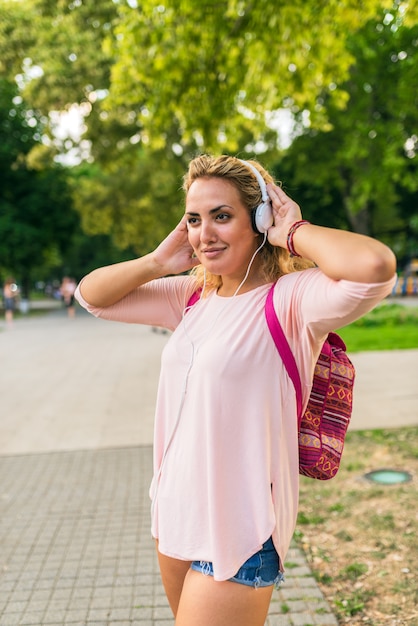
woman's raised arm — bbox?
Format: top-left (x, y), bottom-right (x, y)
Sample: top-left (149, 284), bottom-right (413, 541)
top-left (267, 184), bottom-right (396, 283)
top-left (78, 218), bottom-right (199, 307)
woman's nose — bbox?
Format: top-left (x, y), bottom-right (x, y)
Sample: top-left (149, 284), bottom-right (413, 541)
top-left (200, 220), bottom-right (216, 242)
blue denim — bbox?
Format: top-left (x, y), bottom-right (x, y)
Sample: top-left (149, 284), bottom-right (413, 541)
top-left (190, 537), bottom-right (284, 589)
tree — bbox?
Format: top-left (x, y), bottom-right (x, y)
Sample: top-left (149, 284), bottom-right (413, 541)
top-left (70, 150), bottom-right (188, 255)
top-left (0, 0), bottom-right (117, 108)
top-left (0, 79), bottom-right (78, 296)
top-left (274, 6), bottom-right (418, 259)
top-left (105, 0), bottom-right (414, 153)
top-left (2, 0), bottom-right (417, 257)
top-left (5, 1), bottom-right (414, 161)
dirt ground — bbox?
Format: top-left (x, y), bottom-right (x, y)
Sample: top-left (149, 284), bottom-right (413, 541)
top-left (296, 428), bottom-right (418, 625)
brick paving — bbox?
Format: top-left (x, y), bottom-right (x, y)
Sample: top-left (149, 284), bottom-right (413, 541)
top-left (0, 446), bottom-right (337, 626)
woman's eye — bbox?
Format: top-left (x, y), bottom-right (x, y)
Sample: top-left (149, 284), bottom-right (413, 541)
top-left (216, 213), bottom-right (230, 221)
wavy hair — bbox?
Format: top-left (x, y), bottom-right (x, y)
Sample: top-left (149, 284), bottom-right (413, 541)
top-left (183, 154), bottom-right (313, 291)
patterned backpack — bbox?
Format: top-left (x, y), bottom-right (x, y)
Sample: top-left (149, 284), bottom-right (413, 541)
top-left (264, 284), bottom-right (355, 479)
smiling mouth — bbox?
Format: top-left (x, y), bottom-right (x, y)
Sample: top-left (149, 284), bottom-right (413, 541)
top-left (202, 248), bottom-right (225, 258)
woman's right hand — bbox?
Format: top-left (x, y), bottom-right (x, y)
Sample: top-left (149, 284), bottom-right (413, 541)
top-left (152, 218), bottom-right (200, 276)
top-left (78, 218), bottom-right (200, 308)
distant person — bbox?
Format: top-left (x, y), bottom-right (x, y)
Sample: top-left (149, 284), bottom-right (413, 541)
top-left (60, 277), bottom-right (77, 318)
top-left (3, 278), bottom-right (19, 325)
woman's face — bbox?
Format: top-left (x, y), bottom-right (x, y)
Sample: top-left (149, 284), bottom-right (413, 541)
top-left (185, 177), bottom-right (260, 281)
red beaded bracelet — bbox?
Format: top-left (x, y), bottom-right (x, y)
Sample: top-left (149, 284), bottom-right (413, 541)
top-left (286, 220), bottom-right (311, 257)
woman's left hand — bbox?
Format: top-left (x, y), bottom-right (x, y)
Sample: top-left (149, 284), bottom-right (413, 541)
top-left (266, 183), bottom-right (303, 249)
top-left (265, 183), bottom-right (396, 283)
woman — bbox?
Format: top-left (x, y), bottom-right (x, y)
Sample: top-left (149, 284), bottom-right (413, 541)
top-left (59, 276), bottom-right (77, 318)
top-left (3, 278), bottom-right (19, 324)
top-left (75, 155), bottom-right (396, 626)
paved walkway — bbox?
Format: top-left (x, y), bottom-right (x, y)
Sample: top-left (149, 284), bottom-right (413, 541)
top-left (1, 305), bottom-right (417, 626)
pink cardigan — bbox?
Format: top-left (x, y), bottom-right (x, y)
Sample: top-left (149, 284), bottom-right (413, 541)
top-left (76, 268), bottom-right (395, 580)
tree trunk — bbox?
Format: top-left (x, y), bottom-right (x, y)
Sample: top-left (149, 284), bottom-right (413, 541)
top-left (343, 199), bottom-right (371, 236)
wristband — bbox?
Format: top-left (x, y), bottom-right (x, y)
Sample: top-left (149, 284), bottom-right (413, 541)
top-left (286, 220), bottom-right (310, 257)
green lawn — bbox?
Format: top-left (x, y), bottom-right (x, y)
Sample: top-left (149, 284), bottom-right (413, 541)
top-left (337, 302), bottom-right (418, 352)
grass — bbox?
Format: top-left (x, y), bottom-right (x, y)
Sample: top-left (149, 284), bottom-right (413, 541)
top-left (338, 301), bottom-right (418, 351)
top-left (296, 427), bottom-right (418, 624)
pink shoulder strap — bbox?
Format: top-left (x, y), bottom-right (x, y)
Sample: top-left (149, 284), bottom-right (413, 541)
top-left (264, 284), bottom-right (303, 423)
top-left (186, 291), bottom-right (201, 308)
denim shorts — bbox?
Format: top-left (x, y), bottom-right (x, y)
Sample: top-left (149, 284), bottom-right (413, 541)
top-left (190, 537), bottom-right (284, 588)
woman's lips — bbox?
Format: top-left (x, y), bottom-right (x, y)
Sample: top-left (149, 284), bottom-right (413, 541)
top-left (201, 247), bottom-right (226, 259)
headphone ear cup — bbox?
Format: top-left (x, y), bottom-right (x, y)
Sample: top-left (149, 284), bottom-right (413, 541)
top-left (253, 201), bottom-right (273, 234)
top-left (251, 207), bottom-right (259, 233)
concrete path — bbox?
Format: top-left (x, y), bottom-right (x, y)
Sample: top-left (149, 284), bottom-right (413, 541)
top-left (0, 305), bottom-right (416, 626)
top-left (1, 306), bottom-right (416, 456)
top-left (0, 307), bottom-right (165, 455)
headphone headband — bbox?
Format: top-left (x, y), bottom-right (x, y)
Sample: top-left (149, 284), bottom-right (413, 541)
top-left (238, 159), bottom-right (269, 202)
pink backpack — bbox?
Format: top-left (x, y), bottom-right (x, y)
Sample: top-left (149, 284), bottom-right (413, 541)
top-left (264, 284), bottom-right (355, 479)
top-left (187, 283), bottom-right (355, 480)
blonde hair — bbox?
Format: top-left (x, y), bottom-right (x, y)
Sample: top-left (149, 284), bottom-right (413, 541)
top-left (183, 154), bottom-right (313, 291)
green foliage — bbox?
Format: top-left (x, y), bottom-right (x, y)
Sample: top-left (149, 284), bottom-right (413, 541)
top-left (0, 1), bottom-right (36, 79)
top-left (335, 530), bottom-right (353, 542)
top-left (349, 303), bottom-right (418, 326)
top-left (346, 427), bottom-right (418, 459)
top-left (105, 0), bottom-right (396, 152)
top-left (276, 5), bottom-right (418, 257)
top-left (70, 150), bottom-right (187, 254)
top-left (297, 511), bottom-right (326, 526)
top-left (0, 79), bottom-right (78, 294)
top-left (0, 0), bottom-right (118, 109)
top-left (315, 572), bottom-right (333, 585)
top-left (369, 513), bottom-right (396, 531)
top-left (340, 323), bottom-right (418, 351)
top-left (334, 589), bottom-right (372, 616)
top-left (0, 79), bottom-right (40, 165)
top-left (338, 302), bottom-right (418, 351)
top-left (78, 2), bottom-right (418, 255)
top-left (339, 562), bottom-right (368, 581)
top-left (1, 0), bottom-right (417, 261)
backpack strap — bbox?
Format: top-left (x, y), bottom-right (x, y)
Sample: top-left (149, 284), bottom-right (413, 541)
top-left (186, 290), bottom-right (201, 308)
top-left (264, 283), bottom-right (303, 425)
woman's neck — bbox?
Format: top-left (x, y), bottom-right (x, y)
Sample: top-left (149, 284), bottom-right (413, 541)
top-left (217, 272), bottom-right (266, 297)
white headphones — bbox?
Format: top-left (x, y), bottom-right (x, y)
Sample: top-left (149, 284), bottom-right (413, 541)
top-left (239, 159), bottom-right (274, 234)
